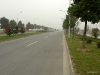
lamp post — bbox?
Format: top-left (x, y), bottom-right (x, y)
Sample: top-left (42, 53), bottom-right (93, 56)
top-left (60, 10), bottom-right (70, 38)
top-left (17, 11), bottom-right (23, 25)
top-left (68, 0), bottom-right (71, 38)
top-left (34, 18), bottom-right (38, 24)
top-left (34, 18), bottom-right (38, 29)
top-left (60, 10), bottom-right (66, 16)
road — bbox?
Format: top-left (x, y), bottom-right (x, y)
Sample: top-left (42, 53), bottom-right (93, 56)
top-left (0, 31), bottom-right (74, 75)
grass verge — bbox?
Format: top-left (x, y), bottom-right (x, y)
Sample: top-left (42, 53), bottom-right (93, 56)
top-left (0, 32), bottom-right (45, 42)
top-left (65, 34), bottom-right (100, 75)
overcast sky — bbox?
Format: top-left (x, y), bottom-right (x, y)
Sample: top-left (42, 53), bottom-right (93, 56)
top-left (0, 0), bottom-right (99, 30)
top-left (0, 0), bottom-right (69, 29)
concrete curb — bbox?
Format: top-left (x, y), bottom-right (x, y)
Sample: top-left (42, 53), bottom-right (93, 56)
top-left (63, 33), bottom-right (75, 75)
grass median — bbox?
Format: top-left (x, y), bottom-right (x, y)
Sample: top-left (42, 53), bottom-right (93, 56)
top-left (65, 34), bottom-right (100, 75)
top-left (0, 32), bottom-right (45, 42)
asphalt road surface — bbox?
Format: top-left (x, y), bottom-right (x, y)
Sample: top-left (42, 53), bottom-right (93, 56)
top-left (0, 31), bottom-right (73, 75)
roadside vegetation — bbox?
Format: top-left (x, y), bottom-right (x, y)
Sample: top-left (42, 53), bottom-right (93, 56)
top-left (0, 17), bottom-right (55, 35)
top-left (0, 31), bottom-right (45, 42)
top-left (65, 33), bottom-right (100, 75)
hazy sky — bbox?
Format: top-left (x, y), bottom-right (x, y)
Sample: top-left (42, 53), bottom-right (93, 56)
top-left (78, 21), bottom-right (100, 30)
top-left (0, 0), bottom-right (69, 29)
top-left (0, 0), bottom-right (99, 30)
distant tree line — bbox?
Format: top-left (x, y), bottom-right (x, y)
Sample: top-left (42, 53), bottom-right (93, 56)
top-left (0, 17), bottom-right (54, 35)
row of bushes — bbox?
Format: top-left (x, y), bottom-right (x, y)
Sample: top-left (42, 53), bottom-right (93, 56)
top-left (80, 38), bottom-right (100, 48)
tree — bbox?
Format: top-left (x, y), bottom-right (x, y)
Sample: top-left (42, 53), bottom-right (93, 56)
top-left (31, 24), bottom-right (34, 29)
top-left (19, 27), bottom-right (25, 34)
top-left (44, 27), bottom-right (48, 32)
top-left (18, 20), bottom-right (24, 28)
top-left (92, 28), bottom-right (99, 39)
top-left (63, 15), bottom-right (70, 29)
top-left (63, 15), bottom-right (77, 38)
top-left (26, 22), bottom-right (31, 29)
top-left (4, 24), bottom-right (12, 35)
top-left (9, 19), bottom-right (17, 28)
top-left (0, 17), bottom-right (9, 28)
top-left (68, 0), bottom-right (100, 48)
top-left (12, 26), bottom-right (19, 35)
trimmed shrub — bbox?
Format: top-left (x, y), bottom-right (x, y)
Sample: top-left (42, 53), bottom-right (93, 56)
top-left (86, 39), bottom-right (92, 44)
top-left (97, 42), bottom-right (100, 48)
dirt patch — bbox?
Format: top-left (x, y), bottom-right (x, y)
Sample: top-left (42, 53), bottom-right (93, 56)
top-left (76, 47), bottom-right (90, 51)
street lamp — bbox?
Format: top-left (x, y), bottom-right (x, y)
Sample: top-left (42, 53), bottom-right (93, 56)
top-left (34, 18), bottom-right (38, 24)
top-left (60, 10), bottom-right (70, 38)
top-left (34, 18), bottom-right (38, 29)
top-left (60, 10), bottom-right (67, 16)
top-left (17, 11), bottom-right (23, 25)
top-left (68, 0), bottom-right (71, 38)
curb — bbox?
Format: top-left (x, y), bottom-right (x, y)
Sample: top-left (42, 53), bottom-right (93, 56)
top-left (63, 33), bottom-right (75, 75)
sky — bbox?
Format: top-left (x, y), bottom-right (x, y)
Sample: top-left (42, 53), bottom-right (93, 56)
top-left (0, 0), bottom-right (99, 30)
top-left (0, 0), bottom-right (69, 29)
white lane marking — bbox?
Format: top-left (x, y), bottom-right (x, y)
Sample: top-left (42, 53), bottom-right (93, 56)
top-left (27, 41), bottom-right (37, 46)
top-left (27, 43), bottom-right (33, 46)
top-left (0, 35), bottom-right (38, 44)
top-left (33, 41), bottom-right (37, 44)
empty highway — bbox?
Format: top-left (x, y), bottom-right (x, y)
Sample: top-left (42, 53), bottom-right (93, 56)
top-left (0, 31), bottom-right (74, 75)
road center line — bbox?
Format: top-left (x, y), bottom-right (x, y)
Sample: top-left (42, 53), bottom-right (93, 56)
top-left (27, 41), bottom-right (37, 46)
top-left (33, 41), bottom-right (37, 43)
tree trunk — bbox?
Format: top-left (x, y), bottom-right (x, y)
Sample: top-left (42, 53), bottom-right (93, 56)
top-left (82, 20), bottom-right (87, 48)
top-left (72, 27), bottom-right (75, 39)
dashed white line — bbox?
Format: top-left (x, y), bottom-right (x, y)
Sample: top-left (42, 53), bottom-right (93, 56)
top-left (33, 41), bottom-right (37, 44)
top-left (27, 41), bottom-right (37, 46)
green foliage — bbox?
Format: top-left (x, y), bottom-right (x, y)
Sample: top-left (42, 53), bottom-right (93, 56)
top-left (44, 27), bottom-right (48, 32)
top-left (26, 22), bottom-right (38, 29)
top-left (6, 30), bottom-right (12, 35)
top-left (18, 20), bottom-right (24, 28)
top-left (0, 17), bottom-right (9, 28)
top-left (26, 22), bottom-right (32, 29)
top-left (68, 0), bottom-right (100, 23)
top-left (68, 0), bottom-right (100, 48)
top-left (63, 15), bottom-right (77, 29)
top-left (63, 15), bottom-right (69, 29)
top-left (97, 42), bottom-right (100, 48)
top-left (12, 26), bottom-right (19, 35)
top-left (92, 28), bottom-right (99, 39)
top-left (86, 39), bottom-right (92, 44)
top-left (0, 32), bottom-right (45, 41)
top-left (65, 34), bottom-right (100, 75)
top-left (73, 0), bottom-right (81, 4)
top-left (19, 27), bottom-right (25, 34)
top-left (9, 19), bottom-right (17, 28)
